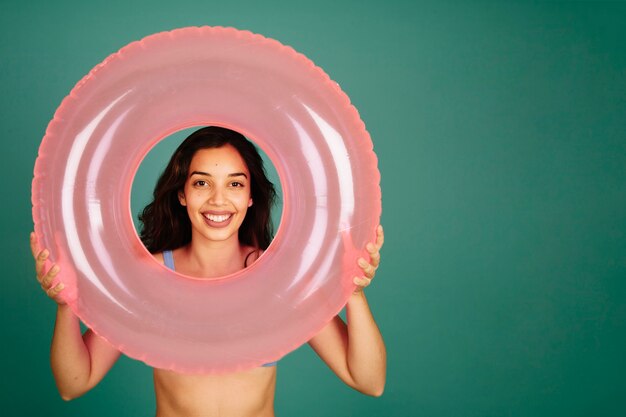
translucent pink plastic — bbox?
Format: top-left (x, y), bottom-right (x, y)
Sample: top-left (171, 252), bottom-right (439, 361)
top-left (32, 26), bottom-right (381, 374)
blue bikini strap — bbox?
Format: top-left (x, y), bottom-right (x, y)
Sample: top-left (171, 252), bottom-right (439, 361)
top-left (163, 250), bottom-right (175, 270)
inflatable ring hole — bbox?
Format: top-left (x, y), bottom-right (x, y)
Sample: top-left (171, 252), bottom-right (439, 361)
top-left (130, 125), bottom-right (284, 281)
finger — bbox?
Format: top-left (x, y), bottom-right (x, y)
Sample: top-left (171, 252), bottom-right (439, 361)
top-left (375, 225), bottom-right (384, 250)
top-left (29, 232), bottom-right (39, 258)
top-left (40, 264), bottom-right (60, 288)
top-left (353, 276), bottom-right (372, 288)
top-left (357, 258), bottom-right (376, 279)
top-left (46, 282), bottom-right (65, 299)
top-left (366, 243), bottom-right (381, 268)
top-left (35, 249), bottom-right (50, 278)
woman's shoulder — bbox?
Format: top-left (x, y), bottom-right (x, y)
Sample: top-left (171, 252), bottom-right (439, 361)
top-left (151, 249), bottom-right (178, 265)
top-left (153, 248), bottom-right (182, 268)
top-left (243, 246), bottom-right (264, 267)
top-left (153, 251), bottom-right (165, 264)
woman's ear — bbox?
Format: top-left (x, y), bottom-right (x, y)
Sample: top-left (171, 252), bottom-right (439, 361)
top-left (248, 198), bottom-right (253, 207)
top-left (178, 191), bottom-right (187, 206)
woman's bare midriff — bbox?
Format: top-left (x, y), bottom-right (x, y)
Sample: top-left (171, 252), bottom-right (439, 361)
top-left (153, 366), bottom-right (277, 417)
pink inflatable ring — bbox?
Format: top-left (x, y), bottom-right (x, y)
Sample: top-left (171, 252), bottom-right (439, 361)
top-left (32, 26), bottom-right (381, 373)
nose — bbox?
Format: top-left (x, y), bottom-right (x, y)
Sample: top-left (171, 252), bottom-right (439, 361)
top-left (208, 185), bottom-right (225, 205)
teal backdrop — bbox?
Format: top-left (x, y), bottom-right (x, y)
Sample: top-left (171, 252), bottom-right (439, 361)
top-left (2, 1), bottom-right (625, 416)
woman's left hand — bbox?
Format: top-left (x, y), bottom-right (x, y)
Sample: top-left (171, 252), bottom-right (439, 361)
top-left (353, 225), bottom-right (384, 293)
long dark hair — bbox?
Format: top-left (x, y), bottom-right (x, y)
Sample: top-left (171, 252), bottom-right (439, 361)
top-left (139, 126), bottom-right (277, 253)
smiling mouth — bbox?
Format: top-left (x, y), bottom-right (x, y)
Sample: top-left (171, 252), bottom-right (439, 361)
top-left (203, 213), bottom-right (233, 223)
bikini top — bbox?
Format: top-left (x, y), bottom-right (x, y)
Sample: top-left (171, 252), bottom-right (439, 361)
top-left (162, 250), bottom-right (278, 368)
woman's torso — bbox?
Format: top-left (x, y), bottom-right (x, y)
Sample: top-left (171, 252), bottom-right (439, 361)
top-left (153, 366), bottom-right (277, 417)
top-left (152, 248), bottom-right (277, 417)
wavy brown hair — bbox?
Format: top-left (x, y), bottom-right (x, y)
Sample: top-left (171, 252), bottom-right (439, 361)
top-left (139, 126), bottom-right (277, 253)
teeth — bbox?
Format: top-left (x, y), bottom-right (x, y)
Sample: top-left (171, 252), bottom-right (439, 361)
top-left (204, 213), bottom-right (231, 223)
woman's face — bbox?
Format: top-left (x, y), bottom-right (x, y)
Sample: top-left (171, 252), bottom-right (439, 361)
top-left (178, 144), bottom-right (252, 245)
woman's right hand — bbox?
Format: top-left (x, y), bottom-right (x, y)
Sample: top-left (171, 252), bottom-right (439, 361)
top-left (30, 232), bottom-right (66, 305)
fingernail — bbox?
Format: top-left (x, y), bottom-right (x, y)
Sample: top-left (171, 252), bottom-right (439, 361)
top-left (51, 265), bottom-right (59, 273)
top-left (42, 250), bottom-right (49, 258)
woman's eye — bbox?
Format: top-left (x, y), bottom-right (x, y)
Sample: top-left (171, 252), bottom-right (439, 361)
top-left (230, 182), bottom-right (244, 187)
top-left (194, 180), bottom-right (207, 187)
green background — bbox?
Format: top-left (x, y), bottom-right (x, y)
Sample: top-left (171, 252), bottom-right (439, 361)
top-left (2, 1), bottom-right (625, 416)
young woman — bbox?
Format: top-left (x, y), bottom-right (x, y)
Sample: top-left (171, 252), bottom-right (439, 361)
top-left (31, 126), bottom-right (386, 417)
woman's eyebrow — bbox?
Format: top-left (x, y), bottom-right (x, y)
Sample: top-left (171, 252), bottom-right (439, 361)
top-left (228, 172), bottom-right (248, 178)
top-left (190, 171), bottom-right (248, 178)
